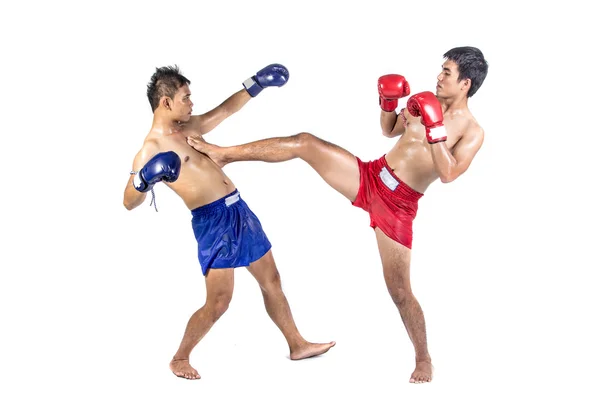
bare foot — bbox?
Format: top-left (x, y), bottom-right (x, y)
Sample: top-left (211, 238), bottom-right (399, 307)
top-left (186, 136), bottom-right (228, 168)
top-left (290, 341), bottom-right (336, 360)
top-left (169, 358), bottom-right (201, 380)
top-left (409, 361), bottom-right (433, 383)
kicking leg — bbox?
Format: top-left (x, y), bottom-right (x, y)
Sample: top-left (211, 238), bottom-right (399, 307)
top-left (187, 132), bottom-right (360, 201)
top-left (170, 268), bottom-right (234, 379)
top-left (374, 227), bottom-right (433, 384)
top-left (247, 249), bottom-right (336, 360)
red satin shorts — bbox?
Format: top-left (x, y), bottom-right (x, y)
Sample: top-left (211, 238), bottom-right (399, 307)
top-left (351, 155), bottom-right (423, 249)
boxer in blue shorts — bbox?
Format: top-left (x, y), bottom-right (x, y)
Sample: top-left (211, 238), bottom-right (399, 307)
top-left (123, 65), bottom-right (335, 380)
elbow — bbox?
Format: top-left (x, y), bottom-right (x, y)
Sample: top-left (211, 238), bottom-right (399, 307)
top-left (439, 171), bottom-right (458, 184)
top-left (381, 129), bottom-right (396, 138)
top-left (220, 103), bottom-right (236, 118)
top-left (123, 199), bottom-right (135, 211)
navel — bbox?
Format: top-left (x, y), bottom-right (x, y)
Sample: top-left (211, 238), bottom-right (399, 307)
top-left (184, 155), bottom-right (190, 162)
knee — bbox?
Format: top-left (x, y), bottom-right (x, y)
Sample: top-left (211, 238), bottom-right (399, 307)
top-left (259, 270), bottom-right (282, 294)
top-left (389, 287), bottom-right (412, 307)
top-left (209, 293), bottom-right (232, 320)
top-left (293, 132), bottom-right (318, 151)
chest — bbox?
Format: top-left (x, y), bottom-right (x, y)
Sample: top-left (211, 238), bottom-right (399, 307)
top-left (158, 132), bottom-right (199, 166)
top-left (404, 112), bottom-right (466, 149)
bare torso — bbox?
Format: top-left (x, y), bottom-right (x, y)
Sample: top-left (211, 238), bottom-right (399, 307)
top-left (144, 124), bottom-right (235, 210)
top-left (386, 108), bottom-right (477, 193)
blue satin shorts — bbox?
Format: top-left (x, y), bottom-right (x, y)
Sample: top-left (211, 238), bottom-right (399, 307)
top-left (191, 189), bottom-right (272, 275)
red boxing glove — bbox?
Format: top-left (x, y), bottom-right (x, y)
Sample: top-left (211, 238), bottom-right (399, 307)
top-left (407, 91), bottom-right (447, 144)
top-left (378, 74), bottom-right (410, 112)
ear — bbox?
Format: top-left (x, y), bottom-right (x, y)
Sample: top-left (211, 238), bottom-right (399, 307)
top-left (462, 78), bottom-right (471, 92)
top-left (161, 96), bottom-right (172, 111)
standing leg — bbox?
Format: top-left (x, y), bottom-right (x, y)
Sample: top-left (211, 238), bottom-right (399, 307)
top-left (374, 227), bottom-right (433, 383)
top-left (170, 268), bottom-right (234, 379)
top-left (187, 132), bottom-right (361, 201)
top-left (247, 249), bottom-right (336, 360)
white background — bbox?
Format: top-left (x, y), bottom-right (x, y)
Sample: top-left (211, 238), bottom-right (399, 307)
top-left (1, 0), bottom-right (598, 399)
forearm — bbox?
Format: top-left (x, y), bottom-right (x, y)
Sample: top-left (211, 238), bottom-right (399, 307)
top-left (220, 89), bottom-right (252, 116)
top-left (430, 143), bottom-right (458, 183)
top-left (380, 111), bottom-right (398, 136)
top-left (123, 176), bottom-right (147, 210)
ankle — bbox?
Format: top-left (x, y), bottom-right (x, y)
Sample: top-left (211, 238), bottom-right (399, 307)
top-left (288, 337), bottom-right (308, 351)
top-left (416, 356), bottom-right (432, 363)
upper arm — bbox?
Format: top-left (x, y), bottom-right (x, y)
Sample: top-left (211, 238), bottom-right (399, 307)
top-left (131, 140), bottom-right (160, 172)
top-left (123, 140), bottom-right (160, 209)
top-left (451, 124), bottom-right (485, 176)
top-left (385, 108), bottom-right (407, 138)
top-left (189, 106), bottom-right (231, 136)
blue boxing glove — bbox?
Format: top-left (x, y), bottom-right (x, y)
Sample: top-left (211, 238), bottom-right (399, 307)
top-left (243, 64), bottom-right (289, 97)
top-left (133, 151), bottom-right (181, 193)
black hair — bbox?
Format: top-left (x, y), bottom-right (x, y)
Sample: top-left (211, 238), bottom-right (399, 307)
top-left (146, 65), bottom-right (191, 112)
top-left (443, 47), bottom-right (488, 97)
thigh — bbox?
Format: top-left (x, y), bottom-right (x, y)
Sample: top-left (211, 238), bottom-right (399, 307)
top-left (374, 227), bottom-right (413, 293)
top-left (204, 268), bottom-right (235, 302)
top-left (297, 133), bottom-right (361, 202)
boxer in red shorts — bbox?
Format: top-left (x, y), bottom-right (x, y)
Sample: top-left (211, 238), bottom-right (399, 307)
top-left (187, 46), bottom-right (488, 383)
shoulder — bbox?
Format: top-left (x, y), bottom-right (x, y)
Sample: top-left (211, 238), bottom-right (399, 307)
top-left (187, 111), bottom-right (223, 135)
top-left (134, 138), bottom-right (161, 166)
top-left (186, 115), bottom-right (204, 132)
top-left (142, 137), bottom-right (160, 154)
top-left (464, 115), bottom-right (484, 143)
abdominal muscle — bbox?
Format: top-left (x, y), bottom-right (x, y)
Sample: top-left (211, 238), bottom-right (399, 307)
top-left (385, 129), bottom-right (440, 194)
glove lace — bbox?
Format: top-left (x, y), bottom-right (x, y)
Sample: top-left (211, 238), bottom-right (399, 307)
top-left (149, 187), bottom-right (158, 212)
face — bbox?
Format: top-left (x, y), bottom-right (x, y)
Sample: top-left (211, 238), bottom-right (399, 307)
top-left (166, 84), bottom-right (194, 122)
top-left (436, 60), bottom-right (469, 99)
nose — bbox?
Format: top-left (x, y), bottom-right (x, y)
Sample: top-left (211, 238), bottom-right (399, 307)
top-left (437, 72), bottom-right (443, 82)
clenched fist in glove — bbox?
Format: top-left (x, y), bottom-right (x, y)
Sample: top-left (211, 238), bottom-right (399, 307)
top-left (407, 91), bottom-right (447, 144)
top-left (378, 74), bottom-right (410, 112)
top-left (133, 151), bottom-right (182, 193)
top-left (243, 64), bottom-right (289, 97)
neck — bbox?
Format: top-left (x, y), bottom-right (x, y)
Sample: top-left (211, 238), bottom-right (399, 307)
top-left (437, 95), bottom-right (469, 115)
top-left (151, 112), bottom-right (183, 136)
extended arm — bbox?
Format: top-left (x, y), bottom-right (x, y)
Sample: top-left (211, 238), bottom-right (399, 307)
top-left (189, 63), bottom-right (289, 136)
top-left (190, 89), bottom-right (252, 135)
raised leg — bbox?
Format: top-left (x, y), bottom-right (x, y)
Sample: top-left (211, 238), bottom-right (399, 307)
top-left (187, 132), bottom-right (360, 201)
